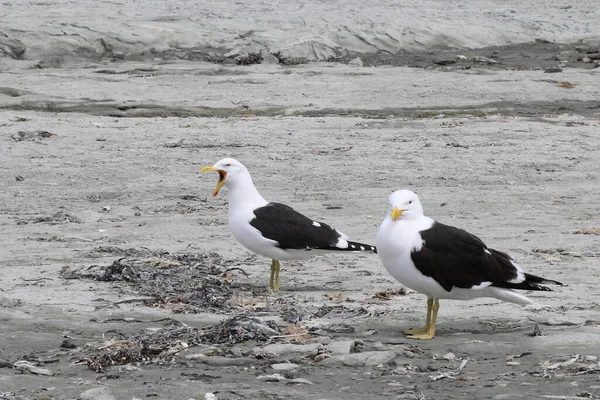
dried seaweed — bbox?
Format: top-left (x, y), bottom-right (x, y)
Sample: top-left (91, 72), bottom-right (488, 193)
top-left (84, 321), bottom-right (202, 372)
top-left (201, 315), bottom-right (280, 345)
top-left (62, 250), bottom-right (243, 313)
top-left (237, 51), bottom-right (263, 65)
top-left (311, 304), bottom-right (369, 319)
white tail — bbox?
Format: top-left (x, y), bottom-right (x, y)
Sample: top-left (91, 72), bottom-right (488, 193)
top-left (487, 287), bottom-right (533, 305)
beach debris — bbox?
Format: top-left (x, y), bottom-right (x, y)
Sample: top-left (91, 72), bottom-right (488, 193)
top-left (322, 350), bottom-right (396, 367)
top-left (11, 130), bottom-right (56, 141)
top-left (287, 378), bottom-right (314, 385)
top-left (257, 373), bottom-right (286, 382)
top-left (202, 315), bottom-right (280, 345)
top-left (79, 387), bottom-right (117, 400)
top-left (372, 288), bottom-right (408, 300)
top-left (254, 343), bottom-right (321, 360)
top-left (556, 81), bottom-right (575, 88)
top-left (271, 363), bottom-right (299, 372)
top-left (311, 304), bottom-right (369, 319)
top-left (573, 227), bottom-right (600, 235)
top-left (81, 320), bottom-right (202, 372)
top-left (473, 55), bottom-right (498, 64)
top-left (279, 303), bottom-right (303, 324)
top-left (13, 360), bottom-right (54, 376)
top-left (31, 212), bottom-right (82, 225)
top-left (429, 358), bottom-right (469, 381)
top-left (535, 354), bottom-right (600, 378)
top-left (237, 51), bottom-right (263, 66)
top-left (62, 250), bottom-right (243, 313)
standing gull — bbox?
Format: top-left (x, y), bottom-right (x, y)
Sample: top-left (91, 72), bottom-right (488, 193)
top-left (376, 189), bottom-right (562, 339)
top-left (200, 158), bottom-right (377, 290)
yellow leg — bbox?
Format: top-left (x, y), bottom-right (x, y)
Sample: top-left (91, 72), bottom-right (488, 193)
top-left (407, 299), bottom-right (439, 340)
top-left (404, 298), bottom-right (433, 334)
top-left (269, 259), bottom-right (281, 291)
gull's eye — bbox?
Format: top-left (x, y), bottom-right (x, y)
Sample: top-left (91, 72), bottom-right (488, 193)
top-left (225, 163), bottom-right (231, 167)
top-left (408, 200), bottom-right (412, 204)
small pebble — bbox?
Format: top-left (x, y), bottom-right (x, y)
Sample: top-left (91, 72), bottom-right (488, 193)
top-left (442, 352), bottom-right (456, 361)
top-left (288, 378), bottom-right (314, 385)
top-left (60, 339), bottom-right (77, 349)
top-left (506, 361), bottom-right (520, 366)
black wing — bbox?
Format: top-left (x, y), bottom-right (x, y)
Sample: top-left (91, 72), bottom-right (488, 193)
top-left (410, 222), bottom-right (522, 292)
top-left (250, 202), bottom-right (343, 250)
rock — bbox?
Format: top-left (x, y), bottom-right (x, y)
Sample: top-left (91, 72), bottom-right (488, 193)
top-left (427, 362), bottom-right (439, 371)
top-left (473, 55), bottom-right (498, 64)
top-left (229, 347), bottom-right (243, 358)
top-left (253, 343), bottom-right (321, 360)
top-left (584, 356), bottom-right (598, 363)
top-left (201, 356), bottom-right (253, 367)
top-left (582, 57), bottom-right (592, 63)
top-left (61, 339), bottom-right (77, 349)
top-left (13, 361), bottom-right (54, 376)
top-left (37, 56), bottom-right (65, 68)
top-left (221, 58), bottom-right (237, 65)
top-left (456, 55), bottom-right (467, 60)
top-left (323, 351), bottom-right (396, 367)
top-left (185, 353), bottom-right (206, 360)
top-left (575, 45), bottom-right (590, 52)
top-left (257, 373), bottom-right (286, 382)
top-left (0, 359), bottom-right (13, 368)
top-left (434, 58), bottom-right (456, 65)
top-left (544, 67), bottom-right (563, 73)
top-left (205, 394), bottom-right (217, 400)
top-left (262, 52), bottom-right (280, 65)
top-left (348, 57), bottom-right (364, 67)
top-left (326, 340), bottom-right (354, 355)
top-left (271, 363), bottom-right (299, 372)
top-left (395, 394), bottom-right (419, 400)
top-left (79, 387), bottom-right (117, 400)
top-left (288, 378), bottom-right (314, 385)
top-left (0, 35), bottom-right (26, 59)
top-left (442, 352), bottom-right (456, 361)
top-left (506, 361), bottom-right (520, 366)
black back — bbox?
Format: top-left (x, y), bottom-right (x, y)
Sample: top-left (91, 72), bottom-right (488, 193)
top-left (250, 202), bottom-right (342, 250)
top-left (410, 222), bottom-right (523, 292)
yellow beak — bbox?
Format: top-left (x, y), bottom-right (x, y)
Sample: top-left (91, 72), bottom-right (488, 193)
top-left (200, 166), bottom-right (227, 197)
top-left (391, 207), bottom-right (404, 221)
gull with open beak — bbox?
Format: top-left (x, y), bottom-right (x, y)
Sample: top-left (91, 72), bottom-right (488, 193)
top-left (200, 157), bottom-right (377, 290)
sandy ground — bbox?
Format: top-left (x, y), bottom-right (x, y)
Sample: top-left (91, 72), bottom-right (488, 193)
top-left (2, 2), bottom-right (600, 400)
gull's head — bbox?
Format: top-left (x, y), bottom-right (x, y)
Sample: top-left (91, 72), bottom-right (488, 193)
top-left (200, 158), bottom-right (248, 197)
top-left (388, 189), bottom-right (424, 221)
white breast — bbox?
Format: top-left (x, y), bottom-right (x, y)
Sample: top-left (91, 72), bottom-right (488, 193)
top-left (376, 216), bottom-right (447, 297)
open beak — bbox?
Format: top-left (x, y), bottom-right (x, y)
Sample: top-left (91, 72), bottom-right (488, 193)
top-left (200, 166), bottom-right (227, 197)
top-left (391, 207), bottom-right (404, 221)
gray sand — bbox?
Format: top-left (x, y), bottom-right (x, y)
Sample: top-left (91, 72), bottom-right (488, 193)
top-left (1, 1), bottom-right (600, 399)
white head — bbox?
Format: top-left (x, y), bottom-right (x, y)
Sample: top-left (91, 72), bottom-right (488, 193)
top-left (200, 158), bottom-right (250, 197)
top-left (387, 189), bottom-right (425, 221)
